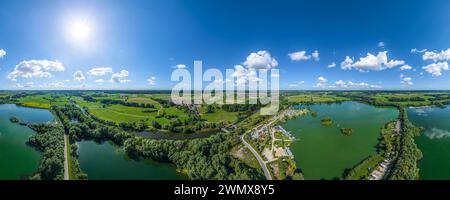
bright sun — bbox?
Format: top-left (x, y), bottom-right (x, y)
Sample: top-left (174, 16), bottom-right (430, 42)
top-left (67, 19), bottom-right (92, 41)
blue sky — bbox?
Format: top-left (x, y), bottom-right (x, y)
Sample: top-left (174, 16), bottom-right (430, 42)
top-left (0, 0), bottom-right (450, 90)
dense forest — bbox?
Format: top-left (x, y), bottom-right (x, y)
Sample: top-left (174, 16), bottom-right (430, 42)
top-left (54, 104), bottom-right (263, 180)
top-left (386, 107), bottom-right (423, 180)
top-left (27, 123), bottom-right (65, 180)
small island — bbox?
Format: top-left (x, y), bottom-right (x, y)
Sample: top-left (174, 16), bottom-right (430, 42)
top-left (340, 128), bottom-right (353, 136)
top-left (9, 116), bottom-right (19, 123)
top-left (321, 117), bottom-right (333, 126)
top-left (311, 111), bottom-right (318, 118)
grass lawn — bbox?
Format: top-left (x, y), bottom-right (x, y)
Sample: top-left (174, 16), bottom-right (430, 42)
top-left (74, 97), bottom-right (190, 127)
top-left (346, 154), bottom-right (385, 180)
top-left (15, 95), bottom-right (52, 109)
top-left (127, 97), bottom-right (160, 107)
top-left (199, 106), bottom-right (239, 124)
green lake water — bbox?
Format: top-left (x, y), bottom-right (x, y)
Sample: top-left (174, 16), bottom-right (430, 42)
top-left (282, 102), bottom-right (398, 180)
top-left (77, 141), bottom-right (187, 180)
top-left (0, 104), bottom-right (54, 179)
top-left (408, 106), bottom-right (450, 180)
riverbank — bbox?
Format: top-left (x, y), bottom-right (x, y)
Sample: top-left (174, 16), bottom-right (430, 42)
top-left (0, 104), bottom-right (45, 179)
top-left (407, 106), bottom-right (450, 179)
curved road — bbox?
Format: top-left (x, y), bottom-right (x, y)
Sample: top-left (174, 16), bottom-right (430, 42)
top-left (239, 114), bottom-right (283, 180)
top-left (240, 134), bottom-right (273, 180)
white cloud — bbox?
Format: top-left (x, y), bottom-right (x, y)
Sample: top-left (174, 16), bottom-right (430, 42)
top-left (378, 42), bottom-right (385, 48)
top-left (244, 50), bottom-right (278, 69)
top-left (335, 80), bottom-right (347, 88)
top-left (340, 51), bottom-right (404, 71)
top-left (174, 64), bottom-right (187, 69)
top-left (332, 80), bottom-right (379, 89)
top-left (15, 82), bottom-right (34, 88)
top-left (400, 65), bottom-right (413, 71)
top-left (288, 50), bottom-right (319, 61)
top-left (315, 76), bottom-right (328, 88)
top-left (422, 62), bottom-right (449, 76)
top-left (289, 51), bottom-right (310, 61)
top-left (87, 67), bottom-right (113, 76)
top-left (94, 79), bottom-right (105, 83)
top-left (348, 81), bottom-right (369, 87)
top-left (232, 65), bottom-right (247, 77)
top-left (7, 60), bottom-right (65, 81)
top-left (318, 76), bottom-right (327, 83)
top-left (422, 49), bottom-right (450, 62)
top-left (230, 51), bottom-right (278, 86)
top-left (0, 49), bottom-right (6, 58)
top-left (73, 71), bottom-right (85, 81)
top-left (327, 62), bottom-right (336, 68)
top-left (231, 64), bottom-right (265, 86)
top-left (147, 76), bottom-right (156, 85)
top-left (400, 74), bottom-right (413, 85)
top-left (312, 50), bottom-right (320, 61)
top-left (288, 81), bottom-right (305, 88)
top-left (42, 82), bottom-right (65, 88)
top-left (271, 71), bottom-right (280, 78)
top-left (411, 48), bottom-right (427, 54)
top-left (340, 56), bottom-right (354, 70)
top-left (110, 70), bottom-right (131, 83)
top-left (384, 59), bottom-right (405, 68)
top-left (246, 69), bottom-right (261, 83)
top-left (232, 65), bottom-right (249, 86)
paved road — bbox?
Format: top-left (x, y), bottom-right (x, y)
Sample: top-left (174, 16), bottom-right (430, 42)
top-left (240, 134), bottom-right (273, 180)
top-left (239, 113), bottom-right (284, 180)
top-left (63, 134), bottom-right (69, 180)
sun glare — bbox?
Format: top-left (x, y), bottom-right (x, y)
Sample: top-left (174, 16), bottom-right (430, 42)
top-left (67, 19), bottom-right (92, 42)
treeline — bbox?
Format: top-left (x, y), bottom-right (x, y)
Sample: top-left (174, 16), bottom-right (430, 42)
top-left (222, 103), bottom-right (261, 112)
top-left (343, 93), bottom-right (450, 108)
top-left (81, 95), bottom-right (156, 109)
top-left (388, 97), bottom-right (426, 102)
top-left (124, 131), bottom-right (263, 180)
top-left (428, 94), bottom-right (450, 101)
top-left (100, 99), bottom-right (155, 108)
top-left (386, 107), bottom-right (423, 180)
top-left (26, 123), bottom-right (65, 180)
top-left (151, 97), bottom-right (175, 107)
top-left (340, 94), bottom-right (400, 108)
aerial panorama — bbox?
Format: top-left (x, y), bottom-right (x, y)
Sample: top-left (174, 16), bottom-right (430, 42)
top-left (1, 0), bottom-right (450, 181)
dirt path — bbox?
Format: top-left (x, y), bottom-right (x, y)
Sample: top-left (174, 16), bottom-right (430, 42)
top-left (63, 134), bottom-right (69, 180)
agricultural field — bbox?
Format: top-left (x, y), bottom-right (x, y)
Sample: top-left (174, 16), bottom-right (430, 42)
top-left (127, 97), bottom-right (161, 107)
top-left (287, 93), bottom-right (350, 104)
top-left (73, 94), bottom-right (190, 128)
top-left (369, 92), bottom-right (450, 106)
top-left (0, 93), bottom-right (11, 98)
top-left (198, 105), bottom-right (239, 124)
top-left (15, 94), bottom-right (52, 109)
